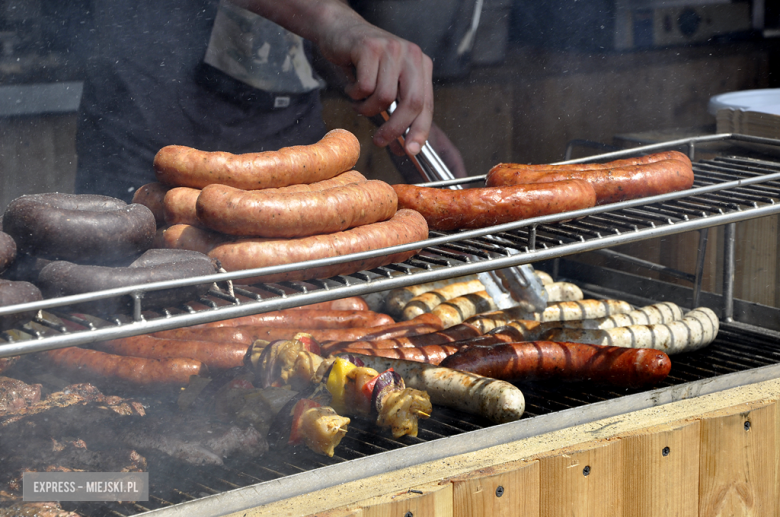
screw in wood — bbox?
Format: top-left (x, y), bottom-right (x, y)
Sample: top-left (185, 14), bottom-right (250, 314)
top-left (662, 446), bottom-right (670, 456)
top-left (405, 512), bottom-right (413, 517)
top-left (495, 486), bottom-right (504, 497)
top-left (744, 421), bottom-right (751, 431)
top-left (582, 466), bottom-right (591, 476)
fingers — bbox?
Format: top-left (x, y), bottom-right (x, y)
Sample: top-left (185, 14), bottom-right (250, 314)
top-left (345, 34), bottom-right (433, 155)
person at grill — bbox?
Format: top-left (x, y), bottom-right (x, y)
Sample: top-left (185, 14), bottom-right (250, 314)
top-left (70, 0), bottom-right (465, 201)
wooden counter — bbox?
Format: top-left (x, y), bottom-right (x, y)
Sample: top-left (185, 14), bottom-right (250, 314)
top-left (231, 376), bottom-right (780, 517)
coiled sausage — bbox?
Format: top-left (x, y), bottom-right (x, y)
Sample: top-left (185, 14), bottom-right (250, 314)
top-left (153, 128), bottom-right (360, 189)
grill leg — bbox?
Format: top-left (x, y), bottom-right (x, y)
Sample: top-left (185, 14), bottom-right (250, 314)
top-left (722, 223), bottom-right (736, 322)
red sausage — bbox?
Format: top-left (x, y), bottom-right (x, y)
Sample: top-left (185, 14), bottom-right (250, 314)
top-left (488, 150), bottom-right (691, 173)
top-left (46, 347), bottom-right (205, 387)
top-left (154, 128), bottom-right (361, 189)
top-left (162, 224), bottom-right (235, 255)
top-left (321, 323), bottom-right (481, 353)
top-left (208, 209), bottom-right (428, 284)
top-left (291, 297), bottom-right (369, 312)
top-left (152, 313), bottom-right (443, 345)
top-left (196, 180), bottom-right (398, 238)
top-left (193, 309), bottom-right (394, 329)
top-left (439, 341), bottom-right (671, 388)
top-left (393, 180), bottom-right (597, 231)
top-left (486, 159), bottom-right (694, 205)
top-left (95, 335), bottom-right (249, 370)
top-left (163, 186), bottom-right (202, 226)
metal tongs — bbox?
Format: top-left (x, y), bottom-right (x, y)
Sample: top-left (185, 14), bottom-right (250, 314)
top-left (379, 103), bottom-right (548, 312)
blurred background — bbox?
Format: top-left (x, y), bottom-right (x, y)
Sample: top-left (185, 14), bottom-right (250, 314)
top-left (0, 0), bottom-right (777, 306)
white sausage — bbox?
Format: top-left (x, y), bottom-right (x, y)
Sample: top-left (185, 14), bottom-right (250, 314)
top-left (401, 279), bottom-right (486, 321)
top-left (559, 302), bottom-right (684, 329)
top-left (544, 282), bottom-right (584, 303)
top-left (542, 307), bottom-right (719, 354)
top-left (341, 354), bottom-right (525, 424)
top-left (431, 290), bottom-right (497, 328)
top-left (383, 275), bottom-right (480, 319)
top-left (535, 270), bottom-right (554, 285)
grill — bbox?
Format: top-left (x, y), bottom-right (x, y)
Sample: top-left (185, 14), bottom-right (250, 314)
top-left (3, 133), bottom-right (780, 516)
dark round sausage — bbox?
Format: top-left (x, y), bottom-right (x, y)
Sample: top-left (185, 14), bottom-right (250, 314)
top-left (0, 231), bottom-right (16, 274)
top-left (0, 279), bottom-right (43, 330)
top-left (439, 341), bottom-right (671, 388)
top-left (2, 193), bottom-right (156, 264)
top-left (393, 180), bottom-right (597, 231)
top-left (37, 249), bottom-right (217, 314)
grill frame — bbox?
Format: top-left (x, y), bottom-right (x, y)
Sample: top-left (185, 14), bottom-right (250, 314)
top-left (2, 132), bottom-right (780, 358)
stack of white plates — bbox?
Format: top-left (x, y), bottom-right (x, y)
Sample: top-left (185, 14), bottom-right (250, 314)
top-left (709, 89), bottom-right (780, 138)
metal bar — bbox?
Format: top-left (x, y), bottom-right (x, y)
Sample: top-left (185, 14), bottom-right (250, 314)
top-left (692, 228), bottom-right (709, 308)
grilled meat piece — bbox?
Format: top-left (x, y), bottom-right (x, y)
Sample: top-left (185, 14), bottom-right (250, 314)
top-left (0, 377), bottom-right (41, 413)
top-left (121, 414), bottom-right (268, 466)
top-left (0, 501), bottom-right (83, 517)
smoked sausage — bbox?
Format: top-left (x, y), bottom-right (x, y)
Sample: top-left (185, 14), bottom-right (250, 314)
top-left (486, 159), bottom-right (694, 205)
top-left (162, 224), bottom-right (234, 255)
top-left (439, 341), bottom-right (671, 388)
top-left (193, 309), bottom-right (394, 329)
top-left (393, 179), bottom-right (597, 231)
top-left (321, 322), bottom-right (481, 354)
top-left (196, 180), bottom-right (398, 238)
top-left (153, 128), bottom-right (361, 189)
top-left (208, 209), bottom-right (428, 284)
top-left (95, 335), bottom-right (249, 370)
top-left (132, 182), bottom-right (170, 227)
top-left (488, 150), bottom-right (691, 173)
top-left (46, 347), bottom-right (205, 387)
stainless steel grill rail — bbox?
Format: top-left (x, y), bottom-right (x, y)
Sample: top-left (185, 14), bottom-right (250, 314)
top-left (1, 133), bottom-right (779, 359)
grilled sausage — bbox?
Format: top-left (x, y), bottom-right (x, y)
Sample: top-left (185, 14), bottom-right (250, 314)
top-left (401, 279), bottom-right (485, 320)
top-left (383, 275), bottom-right (480, 319)
top-left (535, 270), bottom-right (553, 285)
top-left (340, 354), bottom-right (526, 423)
top-left (162, 224), bottom-right (234, 254)
top-left (431, 291), bottom-right (497, 328)
top-left (208, 209), bottom-right (428, 284)
top-left (154, 313), bottom-right (444, 346)
top-left (0, 231), bottom-right (17, 274)
top-left (542, 307), bottom-right (719, 355)
top-left (153, 128), bottom-right (361, 189)
top-left (37, 249), bottom-right (217, 314)
top-left (3, 193), bottom-right (156, 264)
top-left (337, 345), bottom-right (462, 365)
top-left (294, 297), bottom-right (369, 312)
top-left (46, 347), bottom-right (205, 387)
top-left (514, 299), bottom-right (634, 322)
top-left (489, 150), bottom-right (691, 173)
top-left (321, 323), bottom-right (481, 353)
top-left (544, 282), bottom-right (584, 303)
top-left (95, 335), bottom-right (249, 370)
top-left (196, 180), bottom-right (398, 238)
top-left (486, 159), bottom-right (694, 205)
top-left (558, 302), bottom-right (683, 330)
top-left (393, 179), bottom-right (597, 231)
top-left (132, 182), bottom-right (170, 227)
top-left (439, 341), bottom-right (671, 388)
top-left (193, 309), bottom-right (394, 329)
top-left (163, 187), bottom-right (202, 227)
top-left (0, 279), bottom-right (42, 330)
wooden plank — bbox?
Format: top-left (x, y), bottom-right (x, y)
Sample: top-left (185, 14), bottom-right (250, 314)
top-left (305, 508), bottom-right (363, 517)
top-left (620, 420), bottom-right (700, 517)
top-left (698, 400), bottom-right (777, 517)
top-left (356, 481), bottom-right (452, 517)
top-left (537, 439), bottom-right (623, 517)
top-left (229, 380), bottom-right (780, 517)
top-left (448, 460), bottom-right (539, 517)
